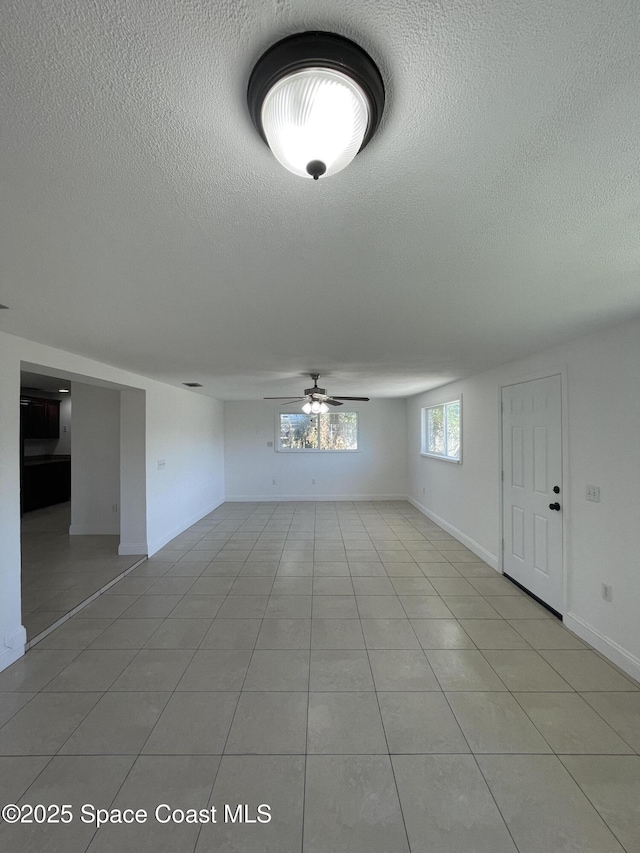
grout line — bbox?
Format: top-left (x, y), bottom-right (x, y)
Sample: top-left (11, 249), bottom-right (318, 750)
top-left (208, 503), bottom-right (292, 762)
top-left (555, 756), bottom-right (638, 848)
top-left (300, 508), bottom-right (315, 853)
top-left (572, 693), bottom-right (639, 755)
top-left (471, 752), bottom-right (524, 851)
top-left (8, 749), bottom-right (637, 758)
top-left (139, 508), bottom-right (279, 853)
top-left (9, 501), bottom-right (637, 853)
top-left (26, 555), bottom-right (148, 650)
top-left (352, 538), bottom-right (413, 853)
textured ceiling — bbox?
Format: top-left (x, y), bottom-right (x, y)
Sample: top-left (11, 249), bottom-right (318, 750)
top-left (1, 0), bottom-right (639, 400)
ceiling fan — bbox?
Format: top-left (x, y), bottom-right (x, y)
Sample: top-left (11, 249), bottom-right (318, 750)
top-left (264, 374), bottom-right (370, 410)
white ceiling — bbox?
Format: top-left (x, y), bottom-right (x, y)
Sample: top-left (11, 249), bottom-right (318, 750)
top-left (2, 0), bottom-right (639, 401)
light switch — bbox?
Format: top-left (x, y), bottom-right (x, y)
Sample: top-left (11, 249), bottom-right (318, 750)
top-left (586, 485), bottom-right (600, 502)
top-left (158, 459), bottom-right (166, 470)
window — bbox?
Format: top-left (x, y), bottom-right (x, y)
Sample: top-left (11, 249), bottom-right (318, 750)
top-left (279, 411), bottom-right (358, 451)
top-left (421, 398), bottom-right (461, 462)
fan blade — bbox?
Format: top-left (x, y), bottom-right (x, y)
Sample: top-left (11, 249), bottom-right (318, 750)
top-left (280, 399), bottom-right (306, 406)
top-left (264, 397), bottom-right (305, 400)
top-left (324, 398), bottom-right (343, 406)
top-left (331, 396), bottom-right (370, 401)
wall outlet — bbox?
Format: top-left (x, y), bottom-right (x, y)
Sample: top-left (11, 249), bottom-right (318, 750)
top-left (157, 459), bottom-right (166, 470)
top-left (311, 479), bottom-right (316, 485)
top-left (267, 441), bottom-right (273, 448)
top-left (63, 425), bottom-right (68, 433)
top-left (602, 583), bottom-right (613, 602)
top-left (586, 485), bottom-right (600, 502)
top-left (272, 479), bottom-right (277, 485)
top-left (112, 504), bottom-right (118, 513)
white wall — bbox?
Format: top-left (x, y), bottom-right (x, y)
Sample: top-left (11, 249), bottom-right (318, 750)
top-left (120, 388), bottom-right (147, 555)
top-left (406, 317), bottom-right (640, 679)
top-left (0, 330), bottom-right (225, 671)
top-left (70, 382), bottom-right (121, 535)
top-left (0, 344), bottom-right (24, 670)
top-left (224, 399), bottom-right (407, 501)
top-left (145, 384), bottom-right (225, 554)
top-left (57, 396), bottom-right (72, 455)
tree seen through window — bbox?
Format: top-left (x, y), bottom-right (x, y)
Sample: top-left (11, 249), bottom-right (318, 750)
top-left (280, 412), bottom-right (358, 450)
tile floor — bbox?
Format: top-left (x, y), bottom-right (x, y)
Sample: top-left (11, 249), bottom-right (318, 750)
top-left (1, 500), bottom-right (639, 852)
top-left (21, 503), bottom-right (145, 641)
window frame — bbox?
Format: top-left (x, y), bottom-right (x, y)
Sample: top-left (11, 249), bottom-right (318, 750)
top-left (276, 409), bottom-right (360, 453)
top-left (420, 396), bottom-right (462, 463)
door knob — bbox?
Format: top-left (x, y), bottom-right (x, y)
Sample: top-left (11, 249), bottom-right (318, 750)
top-left (549, 502), bottom-right (561, 511)
top-left (553, 486), bottom-right (560, 494)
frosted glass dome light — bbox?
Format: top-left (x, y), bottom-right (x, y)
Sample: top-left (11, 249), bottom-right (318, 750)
top-left (248, 32), bottom-right (385, 181)
top-left (261, 69), bottom-right (369, 179)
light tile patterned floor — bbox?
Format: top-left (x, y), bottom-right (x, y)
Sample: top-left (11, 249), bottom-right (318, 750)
top-left (21, 503), bottom-right (145, 641)
top-left (1, 501), bottom-right (639, 852)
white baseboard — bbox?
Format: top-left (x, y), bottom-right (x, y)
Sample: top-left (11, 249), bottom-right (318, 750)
top-left (147, 497), bottom-right (225, 556)
top-left (118, 542), bottom-right (148, 556)
top-left (1, 626), bottom-right (27, 673)
top-left (407, 496), bottom-right (499, 570)
top-left (405, 499), bottom-right (639, 684)
top-left (564, 612), bottom-right (640, 684)
top-left (224, 494), bottom-right (408, 502)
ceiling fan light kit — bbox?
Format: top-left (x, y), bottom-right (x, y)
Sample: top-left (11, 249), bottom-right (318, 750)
top-left (265, 374), bottom-right (370, 411)
top-left (302, 400), bottom-right (329, 414)
top-left (247, 32), bottom-right (385, 180)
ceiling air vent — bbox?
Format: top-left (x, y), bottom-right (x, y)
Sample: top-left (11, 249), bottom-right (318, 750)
top-left (182, 382), bottom-right (203, 388)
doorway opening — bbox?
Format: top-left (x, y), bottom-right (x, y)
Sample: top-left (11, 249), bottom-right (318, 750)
top-left (19, 367), bottom-right (147, 644)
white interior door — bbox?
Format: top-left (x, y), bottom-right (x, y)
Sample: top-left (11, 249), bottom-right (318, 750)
top-left (502, 375), bottom-right (563, 614)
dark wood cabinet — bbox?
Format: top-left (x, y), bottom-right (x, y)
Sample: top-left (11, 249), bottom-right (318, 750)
top-left (29, 399), bottom-right (47, 436)
top-left (20, 395), bottom-right (67, 513)
top-left (46, 400), bottom-right (60, 438)
top-left (22, 459), bottom-right (71, 512)
top-left (21, 397), bottom-right (60, 439)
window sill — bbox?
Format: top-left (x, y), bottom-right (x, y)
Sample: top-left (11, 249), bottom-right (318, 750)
top-left (420, 452), bottom-right (461, 463)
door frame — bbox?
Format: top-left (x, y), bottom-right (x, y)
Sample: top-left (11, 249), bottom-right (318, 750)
top-left (498, 365), bottom-right (570, 616)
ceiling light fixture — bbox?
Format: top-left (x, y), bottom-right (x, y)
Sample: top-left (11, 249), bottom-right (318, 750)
top-left (58, 389), bottom-right (70, 393)
top-left (248, 32), bottom-right (385, 180)
top-left (301, 399), bottom-right (330, 414)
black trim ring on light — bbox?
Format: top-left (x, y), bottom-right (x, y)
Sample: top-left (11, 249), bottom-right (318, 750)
top-left (247, 31), bottom-right (385, 154)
